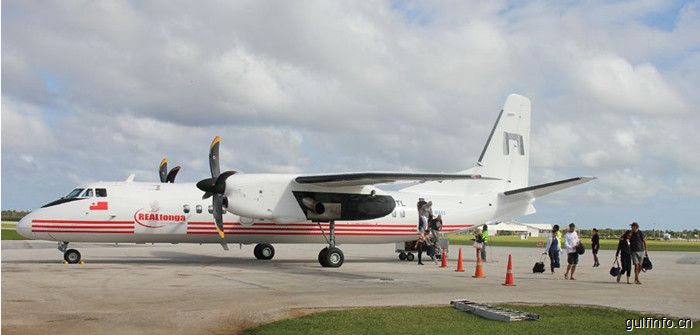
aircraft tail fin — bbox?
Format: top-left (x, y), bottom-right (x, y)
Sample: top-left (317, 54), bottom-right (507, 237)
top-left (467, 94), bottom-right (531, 189)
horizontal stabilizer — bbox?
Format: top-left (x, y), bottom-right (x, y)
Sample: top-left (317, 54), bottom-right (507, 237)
top-left (502, 177), bottom-right (596, 198)
top-left (295, 172), bottom-right (498, 187)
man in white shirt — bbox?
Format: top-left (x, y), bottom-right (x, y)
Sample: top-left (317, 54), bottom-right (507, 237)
top-left (563, 223), bottom-right (580, 280)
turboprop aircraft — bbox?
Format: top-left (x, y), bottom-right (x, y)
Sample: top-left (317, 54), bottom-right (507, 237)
top-left (17, 94), bottom-right (594, 267)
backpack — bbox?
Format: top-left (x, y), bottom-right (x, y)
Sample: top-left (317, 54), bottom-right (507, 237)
top-left (642, 256), bottom-right (653, 272)
top-left (576, 243), bottom-right (585, 255)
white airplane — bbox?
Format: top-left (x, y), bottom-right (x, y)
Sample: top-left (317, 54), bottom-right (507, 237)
top-left (17, 94), bottom-right (594, 267)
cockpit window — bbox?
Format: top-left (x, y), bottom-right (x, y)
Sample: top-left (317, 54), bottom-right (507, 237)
top-left (96, 188), bottom-right (107, 197)
top-left (65, 188), bottom-right (84, 198)
top-left (82, 189), bottom-right (94, 197)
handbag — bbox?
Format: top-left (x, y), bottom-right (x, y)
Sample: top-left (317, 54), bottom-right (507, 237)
top-left (642, 255), bottom-right (653, 272)
top-left (609, 259), bottom-right (621, 277)
top-left (576, 243), bottom-right (585, 255)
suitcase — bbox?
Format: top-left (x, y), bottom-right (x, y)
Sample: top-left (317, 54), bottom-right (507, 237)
top-left (533, 254), bottom-right (546, 273)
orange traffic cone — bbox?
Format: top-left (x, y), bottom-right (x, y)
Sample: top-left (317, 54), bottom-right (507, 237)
top-left (503, 254), bottom-right (516, 286)
top-left (455, 248), bottom-right (464, 272)
top-left (473, 255), bottom-right (485, 278)
top-left (440, 249), bottom-right (448, 268)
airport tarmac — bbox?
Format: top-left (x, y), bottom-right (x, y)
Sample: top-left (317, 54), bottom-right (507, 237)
top-left (2, 241), bottom-right (699, 334)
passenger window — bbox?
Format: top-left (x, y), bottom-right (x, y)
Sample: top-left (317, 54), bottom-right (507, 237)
top-left (208, 205), bottom-right (213, 214)
top-left (196, 205), bottom-right (202, 214)
top-left (96, 188), bottom-right (107, 197)
top-left (83, 189), bottom-right (94, 197)
top-left (183, 205), bottom-right (190, 214)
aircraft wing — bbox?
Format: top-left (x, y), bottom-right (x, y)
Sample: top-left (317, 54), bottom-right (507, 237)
top-left (501, 177), bottom-right (596, 199)
top-left (295, 172), bottom-right (498, 187)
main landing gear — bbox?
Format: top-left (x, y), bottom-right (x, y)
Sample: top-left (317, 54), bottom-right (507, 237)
top-left (59, 242), bottom-right (82, 264)
top-left (253, 243), bottom-right (275, 260)
top-left (317, 220), bottom-right (344, 268)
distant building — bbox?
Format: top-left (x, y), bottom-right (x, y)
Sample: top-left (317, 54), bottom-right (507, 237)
top-left (487, 221), bottom-right (553, 238)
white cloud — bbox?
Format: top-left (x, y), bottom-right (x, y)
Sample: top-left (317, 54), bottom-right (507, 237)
top-left (1, 0), bottom-right (699, 219)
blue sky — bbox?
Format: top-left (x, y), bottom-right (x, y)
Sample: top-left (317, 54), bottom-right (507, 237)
top-left (2, 0), bottom-right (699, 230)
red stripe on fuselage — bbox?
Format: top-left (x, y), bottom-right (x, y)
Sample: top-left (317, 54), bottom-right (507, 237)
top-left (32, 219), bottom-right (135, 224)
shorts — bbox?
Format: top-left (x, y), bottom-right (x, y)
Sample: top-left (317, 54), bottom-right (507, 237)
top-left (631, 251), bottom-right (644, 265)
top-left (473, 242), bottom-right (483, 249)
top-left (567, 252), bottom-right (579, 265)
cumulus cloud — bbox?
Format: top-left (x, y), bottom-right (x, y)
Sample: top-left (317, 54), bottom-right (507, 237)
top-left (2, 1), bottom-right (699, 228)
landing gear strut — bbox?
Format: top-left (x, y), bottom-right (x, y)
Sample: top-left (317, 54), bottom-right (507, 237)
top-left (58, 242), bottom-right (81, 264)
top-left (254, 243), bottom-right (275, 260)
top-left (317, 220), bottom-right (344, 268)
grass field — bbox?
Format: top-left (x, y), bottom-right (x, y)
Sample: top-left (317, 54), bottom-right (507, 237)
top-left (245, 305), bottom-right (696, 335)
top-left (1, 221), bottom-right (25, 240)
top-left (449, 235), bottom-right (700, 252)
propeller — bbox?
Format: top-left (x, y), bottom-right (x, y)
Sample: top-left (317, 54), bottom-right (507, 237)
top-left (196, 136), bottom-right (236, 238)
top-left (159, 158), bottom-right (168, 183)
top-left (166, 166), bottom-right (181, 183)
top-left (159, 158), bottom-right (182, 183)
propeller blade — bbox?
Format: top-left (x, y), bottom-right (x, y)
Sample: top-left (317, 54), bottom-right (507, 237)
top-left (166, 166), bottom-right (181, 183)
top-left (213, 194), bottom-right (225, 238)
top-left (209, 136), bottom-right (221, 179)
top-left (159, 158), bottom-right (168, 183)
top-left (202, 192), bottom-right (213, 200)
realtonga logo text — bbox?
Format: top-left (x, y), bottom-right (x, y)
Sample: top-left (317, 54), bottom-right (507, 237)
top-left (134, 204), bottom-right (186, 228)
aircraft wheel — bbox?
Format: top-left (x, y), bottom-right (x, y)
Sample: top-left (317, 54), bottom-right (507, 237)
top-left (318, 247), bottom-right (329, 267)
top-left (64, 249), bottom-right (81, 264)
top-left (321, 247), bottom-right (344, 268)
top-left (254, 243), bottom-right (275, 260)
top-left (406, 253), bottom-right (415, 261)
top-left (398, 252), bottom-right (407, 261)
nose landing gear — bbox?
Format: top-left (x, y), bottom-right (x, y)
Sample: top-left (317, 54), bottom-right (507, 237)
top-left (58, 242), bottom-right (82, 264)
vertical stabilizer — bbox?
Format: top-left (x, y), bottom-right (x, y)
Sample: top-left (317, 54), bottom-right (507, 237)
top-left (471, 94), bottom-right (531, 189)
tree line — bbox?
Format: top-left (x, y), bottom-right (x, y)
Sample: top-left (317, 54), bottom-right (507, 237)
top-left (1, 210), bottom-right (31, 222)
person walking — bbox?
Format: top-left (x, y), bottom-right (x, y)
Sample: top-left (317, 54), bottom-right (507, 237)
top-left (415, 233), bottom-right (428, 265)
top-left (629, 222), bottom-right (648, 284)
top-left (473, 228), bottom-right (484, 260)
top-left (563, 223), bottom-right (580, 280)
top-left (416, 198), bottom-right (427, 234)
top-left (481, 225), bottom-right (489, 262)
top-left (544, 226), bottom-right (561, 274)
top-left (615, 230), bottom-right (632, 284)
top-left (591, 228), bottom-right (600, 267)
top-left (555, 224), bottom-right (563, 250)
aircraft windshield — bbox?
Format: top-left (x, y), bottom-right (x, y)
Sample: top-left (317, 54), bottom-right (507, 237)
top-left (65, 188), bottom-right (85, 198)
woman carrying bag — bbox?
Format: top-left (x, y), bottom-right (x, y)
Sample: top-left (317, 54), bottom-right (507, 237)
top-left (615, 230), bottom-right (632, 284)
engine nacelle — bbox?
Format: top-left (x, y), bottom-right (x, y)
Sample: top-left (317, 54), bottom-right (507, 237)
top-left (224, 174), bottom-right (307, 222)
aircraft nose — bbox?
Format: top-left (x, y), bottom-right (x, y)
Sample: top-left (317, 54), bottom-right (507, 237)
top-left (16, 214), bottom-right (34, 239)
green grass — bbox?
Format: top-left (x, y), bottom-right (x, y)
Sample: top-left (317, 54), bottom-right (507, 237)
top-left (1, 220), bottom-right (26, 240)
top-left (449, 235), bottom-right (700, 252)
top-left (245, 305), bottom-right (697, 335)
